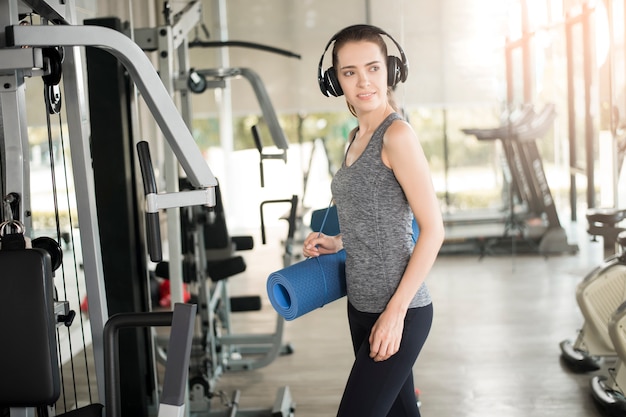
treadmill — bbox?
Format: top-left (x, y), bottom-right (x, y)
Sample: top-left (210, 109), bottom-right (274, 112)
top-left (443, 104), bottom-right (579, 256)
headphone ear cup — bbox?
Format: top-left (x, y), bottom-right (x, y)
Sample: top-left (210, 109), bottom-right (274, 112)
top-left (318, 72), bottom-right (330, 96)
top-left (387, 55), bottom-right (403, 87)
top-left (324, 67), bottom-right (343, 97)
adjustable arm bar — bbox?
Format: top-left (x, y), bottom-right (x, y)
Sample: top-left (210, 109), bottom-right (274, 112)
top-left (137, 141), bottom-right (215, 262)
top-left (194, 67), bottom-right (289, 151)
top-left (5, 24), bottom-right (217, 189)
top-left (251, 124), bottom-right (286, 188)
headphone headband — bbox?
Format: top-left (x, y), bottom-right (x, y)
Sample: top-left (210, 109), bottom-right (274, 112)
top-left (317, 24), bottom-right (409, 97)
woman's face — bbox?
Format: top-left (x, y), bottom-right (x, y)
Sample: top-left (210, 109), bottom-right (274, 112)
top-left (335, 40), bottom-right (388, 114)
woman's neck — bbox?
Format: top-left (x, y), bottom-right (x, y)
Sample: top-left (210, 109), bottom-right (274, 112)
top-left (356, 103), bottom-right (393, 134)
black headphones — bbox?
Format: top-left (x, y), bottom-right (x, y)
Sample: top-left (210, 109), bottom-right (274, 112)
top-left (317, 24), bottom-right (409, 97)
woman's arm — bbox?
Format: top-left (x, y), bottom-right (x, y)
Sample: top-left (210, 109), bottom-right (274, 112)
top-left (384, 119), bottom-right (444, 310)
top-left (368, 120), bottom-right (445, 362)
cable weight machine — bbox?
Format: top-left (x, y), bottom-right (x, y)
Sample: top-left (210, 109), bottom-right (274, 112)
top-left (1, 1), bottom-right (297, 415)
top-left (1, 1), bottom-right (217, 415)
top-left (125, 3), bottom-right (297, 415)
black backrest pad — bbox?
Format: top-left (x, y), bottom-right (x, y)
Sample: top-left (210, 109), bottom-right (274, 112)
top-left (0, 249), bottom-right (59, 406)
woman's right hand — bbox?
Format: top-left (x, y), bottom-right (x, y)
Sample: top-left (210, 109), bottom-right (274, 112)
top-left (302, 232), bottom-right (342, 258)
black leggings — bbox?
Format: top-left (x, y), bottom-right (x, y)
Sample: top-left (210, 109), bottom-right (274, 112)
top-left (336, 302), bottom-right (433, 417)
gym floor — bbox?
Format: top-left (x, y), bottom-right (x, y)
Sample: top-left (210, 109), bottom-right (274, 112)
top-left (214, 218), bottom-right (612, 417)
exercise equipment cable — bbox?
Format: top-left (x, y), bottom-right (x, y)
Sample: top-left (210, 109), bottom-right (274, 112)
top-left (189, 22), bottom-right (301, 59)
top-left (41, 46), bottom-right (94, 409)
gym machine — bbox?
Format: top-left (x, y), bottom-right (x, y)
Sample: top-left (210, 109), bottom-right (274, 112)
top-left (587, 209), bottom-right (626, 259)
top-left (452, 103), bottom-right (578, 256)
top-left (559, 232), bottom-right (626, 373)
top-left (0, 269), bottom-right (197, 417)
top-left (138, 146), bottom-right (295, 417)
top-left (132, 5), bottom-right (296, 416)
top-left (1, 0), bottom-right (218, 415)
top-left (590, 298), bottom-right (626, 416)
top-left (2, 1), bottom-right (296, 415)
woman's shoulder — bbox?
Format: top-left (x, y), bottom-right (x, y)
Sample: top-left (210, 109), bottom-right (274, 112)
top-left (380, 114), bottom-right (421, 168)
top-left (384, 115), bottom-right (417, 144)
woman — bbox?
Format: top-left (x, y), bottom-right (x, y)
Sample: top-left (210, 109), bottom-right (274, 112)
top-left (304, 24), bottom-right (445, 417)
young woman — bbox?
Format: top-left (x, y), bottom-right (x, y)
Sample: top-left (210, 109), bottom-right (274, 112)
top-left (304, 24), bottom-right (445, 417)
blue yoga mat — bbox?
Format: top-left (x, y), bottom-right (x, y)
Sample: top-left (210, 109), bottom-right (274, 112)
top-left (266, 250), bottom-right (346, 321)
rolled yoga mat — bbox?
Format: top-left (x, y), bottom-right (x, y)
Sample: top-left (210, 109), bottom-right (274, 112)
top-left (266, 249), bottom-right (346, 321)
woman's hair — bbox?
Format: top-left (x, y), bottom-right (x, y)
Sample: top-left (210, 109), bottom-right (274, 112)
top-left (331, 25), bottom-right (389, 69)
top-left (331, 25), bottom-right (399, 116)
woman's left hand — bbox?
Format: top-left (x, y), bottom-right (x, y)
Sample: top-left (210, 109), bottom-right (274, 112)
top-left (368, 308), bottom-right (405, 362)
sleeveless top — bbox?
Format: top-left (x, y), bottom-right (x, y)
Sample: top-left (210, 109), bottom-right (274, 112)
top-left (331, 112), bottom-right (431, 313)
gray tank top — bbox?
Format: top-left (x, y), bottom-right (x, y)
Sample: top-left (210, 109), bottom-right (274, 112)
top-left (331, 113), bottom-right (431, 313)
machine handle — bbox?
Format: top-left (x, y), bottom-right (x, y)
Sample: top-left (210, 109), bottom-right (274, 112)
top-left (251, 125), bottom-right (265, 187)
top-left (259, 197), bottom-right (297, 245)
top-left (136, 141), bottom-right (163, 262)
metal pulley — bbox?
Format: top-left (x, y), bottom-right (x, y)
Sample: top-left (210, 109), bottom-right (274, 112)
top-left (42, 47), bottom-right (63, 114)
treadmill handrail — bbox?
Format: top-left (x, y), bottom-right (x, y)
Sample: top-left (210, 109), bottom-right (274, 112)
top-left (515, 103), bottom-right (557, 141)
top-left (462, 105), bottom-right (535, 140)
